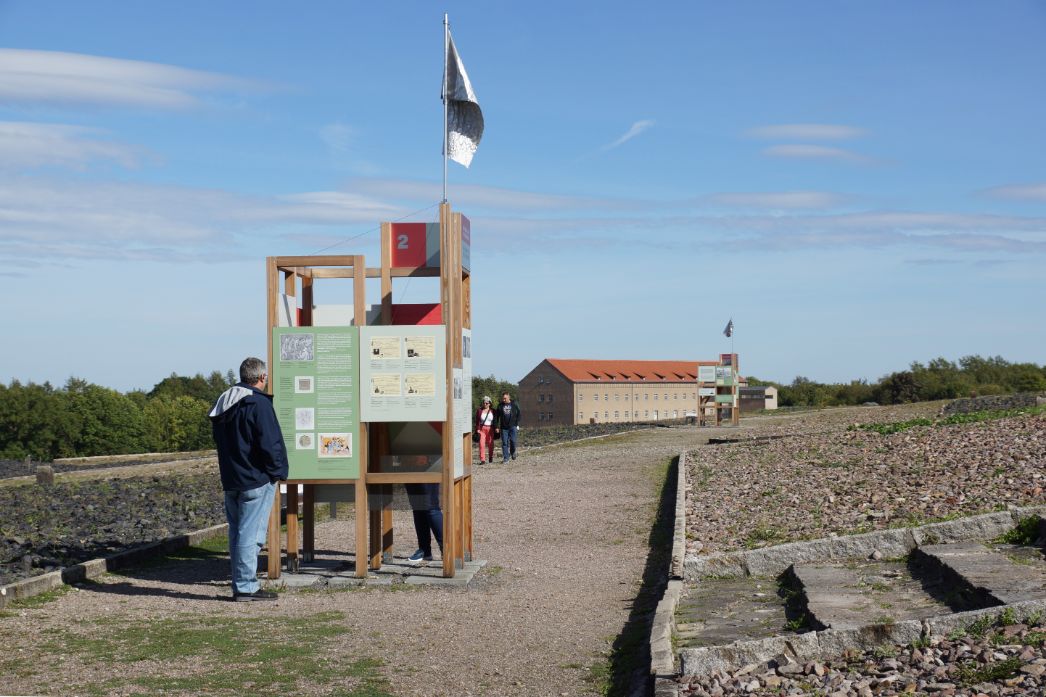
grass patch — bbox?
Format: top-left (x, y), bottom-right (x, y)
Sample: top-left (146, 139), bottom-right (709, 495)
top-left (850, 404), bottom-right (1046, 435)
top-left (956, 656), bottom-right (1022, 687)
top-left (993, 516), bottom-right (1041, 546)
top-left (29, 610), bottom-right (391, 696)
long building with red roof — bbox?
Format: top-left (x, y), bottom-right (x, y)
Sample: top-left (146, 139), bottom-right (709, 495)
top-left (518, 358), bottom-right (722, 427)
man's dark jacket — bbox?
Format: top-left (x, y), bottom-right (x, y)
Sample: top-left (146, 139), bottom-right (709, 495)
top-left (209, 383), bottom-right (289, 492)
top-left (496, 400), bottom-right (521, 430)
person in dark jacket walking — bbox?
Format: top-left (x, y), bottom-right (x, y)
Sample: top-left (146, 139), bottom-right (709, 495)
top-left (209, 357), bottom-right (289, 601)
top-left (496, 391), bottom-right (521, 463)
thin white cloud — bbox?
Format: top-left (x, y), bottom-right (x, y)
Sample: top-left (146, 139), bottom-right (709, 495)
top-left (706, 191), bottom-right (847, 210)
top-left (344, 177), bottom-right (616, 212)
top-left (319, 122), bottom-right (356, 153)
top-left (0, 48), bottom-right (262, 109)
top-left (763, 144), bottom-right (872, 164)
top-left (0, 121), bottom-right (143, 169)
top-left (599, 120), bottom-right (655, 152)
top-left (747, 124), bottom-right (866, 140)
top-left (0, 178), bottom-right (405, 263)
top-left (980, 183), bottom-right (1046, 202)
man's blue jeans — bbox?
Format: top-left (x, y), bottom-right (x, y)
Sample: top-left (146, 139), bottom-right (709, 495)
top-left (224, 481), bottom-right (276, 595)
top-left (501, 426), bottom-right (518, 462)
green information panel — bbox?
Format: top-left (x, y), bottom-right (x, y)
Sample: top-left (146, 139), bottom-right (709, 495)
top-left (272, 326), bottom-right (361, 480)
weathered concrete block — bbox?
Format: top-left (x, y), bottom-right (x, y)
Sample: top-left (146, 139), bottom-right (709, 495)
top-left (35, 465), bottom-right (54, 486)
top-left (744, 529), bottom-right (916, 577)
top-left (911, 511), bottom-right (1015, 546)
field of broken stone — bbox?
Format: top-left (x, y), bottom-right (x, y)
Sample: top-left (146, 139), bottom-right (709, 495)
top-left (685, 402), bottom-right (1046, 554)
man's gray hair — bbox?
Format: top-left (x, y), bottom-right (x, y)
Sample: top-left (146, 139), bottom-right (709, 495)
top-left (240, 357), bottom-right (267, 384)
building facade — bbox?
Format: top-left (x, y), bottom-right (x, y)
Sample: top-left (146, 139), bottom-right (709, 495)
top-left (519, 359), bottom-right (720, 427)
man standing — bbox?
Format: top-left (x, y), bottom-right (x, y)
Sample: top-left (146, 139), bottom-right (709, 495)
top-left (209, 357), bottom-right (289, 601)
top-left (496, 391), bottom-right (521, 464)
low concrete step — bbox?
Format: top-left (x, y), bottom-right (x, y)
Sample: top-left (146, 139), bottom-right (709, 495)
top-left (914, 542), bottom-right (1046, 606)
top-left (793, 560), bottom-right (953, 631)
top-left (674, 576), bottom-right (795, 648)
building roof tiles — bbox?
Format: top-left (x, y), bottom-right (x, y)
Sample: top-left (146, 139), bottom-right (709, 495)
top-left (545, 358), bottom-right (717, 384)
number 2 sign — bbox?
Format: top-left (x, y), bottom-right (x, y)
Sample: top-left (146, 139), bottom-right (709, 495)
top-left (390, 223), bottom-right (440, 268)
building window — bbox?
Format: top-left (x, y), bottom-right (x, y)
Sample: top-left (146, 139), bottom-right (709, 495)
top-left (604, 393), bottom-right (608, 401)
top-left (674, 393), bottom-right (678, 400)
top-left (614, 411), bottom-right (619, 418)
top-left (578, 411), bottom-right (584, 419)
top-left (549, 412), bottom-right (554, 420)
top-left (538, 394), bottom-right (544, 403)
top-left (593, 394), bottom-right (599, 401)
top-left (645, 394), bottom-right (649, 400)
top-left (625, 411), bottom-right (629, 417)
top-left (673, 410), bottom-right (678, 418)
top-left (548, 394), bottom-right (554, 402)
top-left (538, 412), bottom-right (544, 421)
top-left (653, 394), bottom-right (658, 400)
top-left (578, 394), bottom-right (583, 401)
top-left (664, 394), bottom-right (668, 400)
top-left (604, 411), bottom-right (609, 418)
top-left (645, 410), bottom-right (649, 417)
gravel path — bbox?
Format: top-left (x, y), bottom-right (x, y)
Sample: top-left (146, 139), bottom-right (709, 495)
top-left (1, 426), bottom-right (716, 697)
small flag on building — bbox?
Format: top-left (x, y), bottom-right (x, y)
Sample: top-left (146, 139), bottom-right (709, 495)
top-left (723, 318), bottom-right (734, 338)
top-left (444, 31), bottom-right (484, 168)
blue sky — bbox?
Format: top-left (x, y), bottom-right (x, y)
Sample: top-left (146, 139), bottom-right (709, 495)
top-left (1, 1), bottom-right (1044, 391)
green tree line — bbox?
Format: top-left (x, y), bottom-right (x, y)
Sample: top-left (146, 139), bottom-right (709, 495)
top-left (748, 355), bottom-right (1046, 408)
top-left (0, 371), bottom-right (234, 461)
top-left (1, 369), bottom-right (521, 461)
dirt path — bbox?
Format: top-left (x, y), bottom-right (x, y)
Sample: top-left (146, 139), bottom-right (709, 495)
top-left (2, 426), bottom-right (729, 697)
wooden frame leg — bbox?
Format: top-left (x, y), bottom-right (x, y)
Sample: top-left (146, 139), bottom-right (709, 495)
top-left (286, 485), bottom-right (299, 573)
top-left (266, 484), bottom-right (282, 580)
top-left (303, 485), bottom-right (315, 563)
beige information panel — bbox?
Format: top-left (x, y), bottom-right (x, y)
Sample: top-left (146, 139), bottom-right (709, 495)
top-left (359, 325), bottom-right (447, 422)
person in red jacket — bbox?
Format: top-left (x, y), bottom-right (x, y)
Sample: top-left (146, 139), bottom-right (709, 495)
top-left (474, 396), bottom-right (496, 464)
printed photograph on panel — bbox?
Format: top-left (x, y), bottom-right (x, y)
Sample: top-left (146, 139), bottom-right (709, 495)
top-left (318, 433), bottom-right (352, 458)
top-left (369, 336), bottom-right (401, 359)
top-left (280, 333), bottom-right (315, 361)
top-left (370, 373), bottom-right (402, 396)
top-left (295, 407), bottom-right (315, 430)
top-left (296, 433), bottom-right (314, 450)
top-left (404, 373), bottom-right (435, 396)
top-left (294, 376), bottom-right (314, 393)
top-left (453, 374), bottom-right (463, 400)
top-left (404, 335), bottom-right (435, 359)
top-left (462, 333), bottom-right (471, 358)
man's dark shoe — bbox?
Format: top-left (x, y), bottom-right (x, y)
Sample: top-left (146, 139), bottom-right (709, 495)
top-left (234, 588), bottom-right (278, 602)
top-left (511, 453), bottom-right (517, 460)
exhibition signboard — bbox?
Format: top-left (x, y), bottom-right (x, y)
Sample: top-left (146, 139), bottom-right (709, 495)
top-left (272, 326), bottom-right (361, 480)
top-left (359, 325), bottom-right (447, 422)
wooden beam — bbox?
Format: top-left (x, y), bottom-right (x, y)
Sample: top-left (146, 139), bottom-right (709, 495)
top-left (302, 485), bottom-right (315, 561)
top-left (364, 472), bottom-right (443, 485)
top-left (286, 484), bottom-right (299, 572)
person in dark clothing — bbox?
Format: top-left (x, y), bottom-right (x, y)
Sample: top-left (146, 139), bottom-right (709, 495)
top-left (209, 357), bottom-right (289, 601)
top-left (496, 391), bottom-right (521, 463)
top-left (404, 483), bottom-right (443, 563)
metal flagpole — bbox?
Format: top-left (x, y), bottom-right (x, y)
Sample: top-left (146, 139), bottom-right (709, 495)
top-left (442, 14), bottom-right (449, 203)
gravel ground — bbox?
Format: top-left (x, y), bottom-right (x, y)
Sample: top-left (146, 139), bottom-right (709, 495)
top-left (685, 403), bottom-right (1046, 554)
top-left (679, 619), bottom-right (1046, 696)
top-left (0, 426), bottom-right (714, 697)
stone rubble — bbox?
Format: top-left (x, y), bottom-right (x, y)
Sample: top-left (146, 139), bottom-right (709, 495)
top-left (678, 621), bottom-right (1046, 696)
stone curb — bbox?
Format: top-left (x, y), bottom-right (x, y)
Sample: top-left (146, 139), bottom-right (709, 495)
top-left (0, 523), bottom-right (228, 608)
top-left (684, 505), bottom-right (1046, 581)
top-left (648, 451), bottom-right (689, 692)
top-left (679, 599), bottom-right (1046, 677)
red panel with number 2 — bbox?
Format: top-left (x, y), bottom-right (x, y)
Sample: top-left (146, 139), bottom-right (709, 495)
top-left (390, 223), bottom-right (427, 268)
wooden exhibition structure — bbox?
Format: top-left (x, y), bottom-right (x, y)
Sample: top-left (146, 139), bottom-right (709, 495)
top-left (697, 353), bottom-right (740, 427)
top-left (264, 203), bottom-right (473, 578)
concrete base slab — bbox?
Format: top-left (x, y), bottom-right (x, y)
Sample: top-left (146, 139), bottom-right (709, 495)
top-left (269, 554), bottom-right (487, 589)
top-left (917, 542), bottom-right (1046, 605)
top-left (794, 560), bottom-right (952, 630)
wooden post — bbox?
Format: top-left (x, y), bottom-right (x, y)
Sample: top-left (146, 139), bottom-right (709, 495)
top-left (286, 484), bottom-right (299, 572)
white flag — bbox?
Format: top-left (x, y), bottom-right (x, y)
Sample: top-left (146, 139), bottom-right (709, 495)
top-left (723, 318), bottom-right (734, 338)
top-left (444, 32), bottom-right (484, 168)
